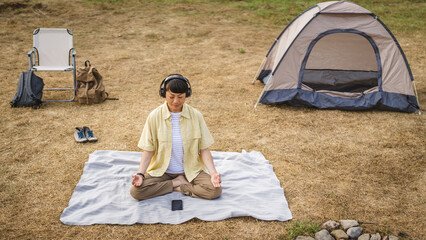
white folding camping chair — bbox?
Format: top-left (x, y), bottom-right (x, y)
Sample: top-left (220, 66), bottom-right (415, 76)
top-left (28, 28), bottom-right (76, 102)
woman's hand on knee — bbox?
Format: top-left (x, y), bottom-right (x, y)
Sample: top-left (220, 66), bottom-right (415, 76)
top-left (210, 173), bottom-right (221, 188)
top-left (132, 174), bottom-right (143, 186)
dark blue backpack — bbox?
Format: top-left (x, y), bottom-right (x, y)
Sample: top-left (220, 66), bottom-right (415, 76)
top-left (10, 71), bottom-right (44, 108)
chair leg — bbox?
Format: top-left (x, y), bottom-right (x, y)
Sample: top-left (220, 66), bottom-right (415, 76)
top-left (70, 67), bottom-right (76, 102)
top-left (41, 69), bottom-right (77, 103)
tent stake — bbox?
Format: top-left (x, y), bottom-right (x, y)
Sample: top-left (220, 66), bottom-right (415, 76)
top-left (252, 57), bottom-right (267, 84)
top-left (412, 80), bottom-right (421, 115)
top-left (254, 84), bottom-right (267, 108)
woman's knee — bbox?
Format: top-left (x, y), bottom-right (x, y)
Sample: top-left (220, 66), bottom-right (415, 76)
top-left (199, 184), bottom-right (222, 200)
top-left (208, 186), bottom-right (222, 199)
top-left (130, 185), bottom-right (145, 201)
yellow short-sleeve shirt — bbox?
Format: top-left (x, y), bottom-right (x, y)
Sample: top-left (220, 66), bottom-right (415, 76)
top-left (138, 102), bottom-right (214, 182)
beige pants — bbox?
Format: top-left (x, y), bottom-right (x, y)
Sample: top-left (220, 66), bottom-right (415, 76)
top-left (130, 171), bottom-right (222, 201)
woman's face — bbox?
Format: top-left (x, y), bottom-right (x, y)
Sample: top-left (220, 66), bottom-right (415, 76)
top-left (165, 90), bottom-right (186, 113)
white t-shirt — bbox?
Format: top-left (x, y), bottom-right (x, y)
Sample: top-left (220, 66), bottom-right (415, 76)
top-left (166, 112), bottom-right (184, 174)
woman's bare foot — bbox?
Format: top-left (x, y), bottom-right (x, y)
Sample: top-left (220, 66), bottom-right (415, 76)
top-left (172, 175), bottom-right (190, 191)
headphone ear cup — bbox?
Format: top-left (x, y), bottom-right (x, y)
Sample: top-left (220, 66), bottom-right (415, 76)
top-left (186, 88), bottom-right (191, 97)
top-left (159, 88), bottom-right (165, 98)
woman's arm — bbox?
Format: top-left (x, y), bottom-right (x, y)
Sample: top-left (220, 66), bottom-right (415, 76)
top-left (200, 148), bottom-right (221, 188)
top-left (132, 150), bottom-right (154, 186)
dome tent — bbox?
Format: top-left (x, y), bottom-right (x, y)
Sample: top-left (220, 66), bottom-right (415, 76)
top-left (253, 1), bottom-right (419, 113)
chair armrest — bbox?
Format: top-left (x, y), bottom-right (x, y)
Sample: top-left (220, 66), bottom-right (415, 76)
top-left (71, 50), bottom-right (76, 67)
top-left (28, 50), bottom-right (35, 70)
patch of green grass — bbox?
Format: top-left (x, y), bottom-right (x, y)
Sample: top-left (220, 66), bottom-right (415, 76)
top-left (154, 0), bottom-right (425, 34)
top-left (237, 48), bottom-right (246, 54)
top-left (82, 0), bottom-right (132, 10)
top-left (145, 33), bottom-right (160, 41)
top-left (376, 224), bottom-right (392, 237)
top-left (84, 0), bottom-right (126, 3)
top-left (235, 0), bottom-right (425, 34)
top-left (286, 220), bottom-right (321, 240)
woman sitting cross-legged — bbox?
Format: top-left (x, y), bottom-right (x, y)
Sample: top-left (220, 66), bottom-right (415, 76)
top-left (130, 74), bottom-right (222, 200)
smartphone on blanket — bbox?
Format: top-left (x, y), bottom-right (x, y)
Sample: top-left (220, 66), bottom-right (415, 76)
top-left (172, 200), bottom-right (183, 211)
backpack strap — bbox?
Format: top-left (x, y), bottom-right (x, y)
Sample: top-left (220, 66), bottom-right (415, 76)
top-left (10, 72), bottom-right (26, 107)
top-left (25, 71), bottom-right (42, 108)
top-left (85, 81), bottom-right (90, 104)
top-left (25, 71), bottom-right (36, 98)
top-left (105, 92), bottom-right (119, 100)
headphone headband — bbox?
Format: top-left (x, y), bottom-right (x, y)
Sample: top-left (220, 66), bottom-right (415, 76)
top-left (159, 74), bottom-right (192, 98)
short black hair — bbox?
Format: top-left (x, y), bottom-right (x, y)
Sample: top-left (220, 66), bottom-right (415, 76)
top-left (165, 78), bottom-right (189, 94)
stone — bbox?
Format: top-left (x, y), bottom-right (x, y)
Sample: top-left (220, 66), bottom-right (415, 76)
top-left (295, 236), bottom-right (315, 240)
top-left (331, 229), bottom-right (348, 240)
top-left (347, 227), bottom-right (363, 239)
top-left (358, 233), bottom-right (370, 240)
top-left (322, 220), bottom-right (340, 231)
top-left (315, 229), bottom-right (334, 240)
top-left (370, 233), bottom-right (381, 240)
top-left (383, 236), bottom-right (399, 240)
top-left (340, 220), bottom-right (359, 231)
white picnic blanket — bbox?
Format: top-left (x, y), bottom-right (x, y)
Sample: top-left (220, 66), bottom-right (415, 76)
top-left (60, 150), bottom-right (292, 225)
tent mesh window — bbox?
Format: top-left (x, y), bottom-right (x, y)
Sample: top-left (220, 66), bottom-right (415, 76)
top-left (302, 33), bottom-right (378, 93)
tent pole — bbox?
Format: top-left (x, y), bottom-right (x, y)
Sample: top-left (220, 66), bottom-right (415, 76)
top-left (254, 84), bottom-right (267, 109)
top-left (412, 80), bottom-right (421, 115)
top-left (252, 57), bottom-right (267, 84)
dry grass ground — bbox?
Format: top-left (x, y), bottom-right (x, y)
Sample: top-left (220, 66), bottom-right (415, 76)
top-left (0, 0), bottom-right (425, 239)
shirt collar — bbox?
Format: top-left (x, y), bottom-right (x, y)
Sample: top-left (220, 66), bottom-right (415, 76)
top-left (161, 102), bottom-right (190, 119)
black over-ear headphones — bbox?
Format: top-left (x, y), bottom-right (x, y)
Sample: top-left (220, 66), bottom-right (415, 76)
top-left (159, 74), bottom-right (192, 98)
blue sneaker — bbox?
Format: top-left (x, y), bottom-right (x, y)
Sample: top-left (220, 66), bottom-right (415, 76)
top-left (83, 126), bottom-right (98, 142)
top-left (74, 127), bottom-right (88, 143)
